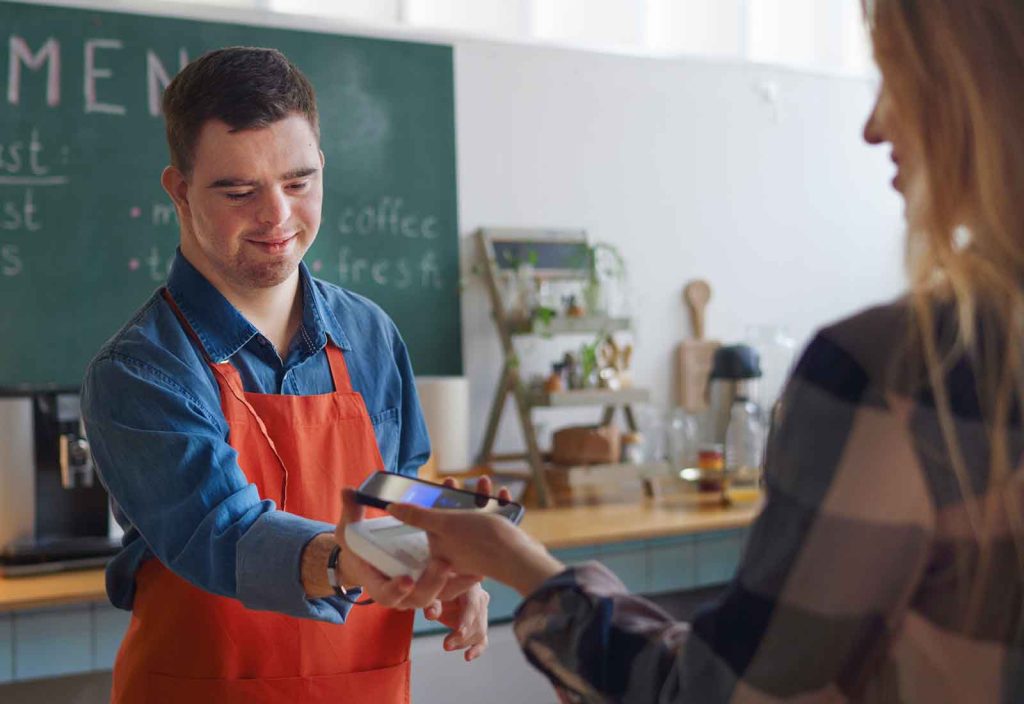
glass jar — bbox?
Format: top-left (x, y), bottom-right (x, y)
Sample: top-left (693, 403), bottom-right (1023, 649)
top-left (622, 432), bottom-right (646, 465)
top-left (696, 443), bottom-right (726, 494)
top-left (666, 407), bottom-right (699, 470)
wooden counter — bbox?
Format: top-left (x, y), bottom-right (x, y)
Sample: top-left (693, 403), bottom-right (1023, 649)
top-left (522, 497), bottom-right (759, 549)
top-left (0, 570), bottom-right (107, 614)
top-left (0, 498), bottom-right (760, 613)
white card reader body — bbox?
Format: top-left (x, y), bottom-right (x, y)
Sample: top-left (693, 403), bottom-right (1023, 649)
top-left (344, 516), bottom-right (430, 580)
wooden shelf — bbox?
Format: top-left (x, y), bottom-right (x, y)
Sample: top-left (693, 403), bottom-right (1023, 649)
top-left (527, 387), bottom-right (650, 407)
top-left (509, 315), bottom-right (631, 336)
top-left (546, 461), bottom-right (669, 491)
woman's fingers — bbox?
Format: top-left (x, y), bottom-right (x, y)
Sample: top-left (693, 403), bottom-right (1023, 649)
top-left (437, 573), bottom-right (485, 602)
top-left (394, 558), bottom-right (450, 610)
top-left (388, 502), bottom-right (441, 531)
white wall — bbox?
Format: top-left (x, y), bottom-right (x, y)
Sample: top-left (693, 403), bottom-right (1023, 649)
top-left (454, 41), bottom-right (905, 456)
top-left (22, 0), bottom-right (905, 462)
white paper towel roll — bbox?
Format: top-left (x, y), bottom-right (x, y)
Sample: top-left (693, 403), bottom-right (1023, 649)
top-left (415, 376), bottom-right (470, 473)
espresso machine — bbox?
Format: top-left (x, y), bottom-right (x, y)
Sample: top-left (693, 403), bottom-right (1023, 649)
top-left (0, 389), bottom-right (121, 576)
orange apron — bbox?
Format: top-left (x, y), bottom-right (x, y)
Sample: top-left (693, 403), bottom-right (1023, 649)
top-left (111, 289), bottom-right (413, 703)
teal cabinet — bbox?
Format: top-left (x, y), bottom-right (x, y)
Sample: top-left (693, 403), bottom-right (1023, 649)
top-left (648, 536), bottom-right (697, 594)
top-left (597, 542), bottom-right (649, 594)
top-left (13, 605), bottom-right (93, 681)
top-left (0, 615), bottom-right (11, 684)
top-left (92, 604), bottom-right (131, 670)
top-left (694, 531), bottom-right (744, 587)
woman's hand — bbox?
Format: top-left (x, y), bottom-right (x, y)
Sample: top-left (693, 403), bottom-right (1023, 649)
top-left (387, 477), bottom-right (566, 597)
top-left (335, 488), bottom-right (455, 609)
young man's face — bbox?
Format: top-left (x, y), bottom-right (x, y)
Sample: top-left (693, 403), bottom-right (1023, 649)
top-left (165, 113), bottom-right (324, 293)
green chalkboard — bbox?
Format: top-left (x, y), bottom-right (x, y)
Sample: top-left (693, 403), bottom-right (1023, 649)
top-left (0, 1), bottom-right (460, 387)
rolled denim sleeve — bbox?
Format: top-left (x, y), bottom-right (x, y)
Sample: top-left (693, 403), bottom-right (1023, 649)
top-left (390, 320), bottom-right (431, 477)
top-left (83, 351), bottom-right (353, 623)
top-left (237, 513), bottom-right (356, 621)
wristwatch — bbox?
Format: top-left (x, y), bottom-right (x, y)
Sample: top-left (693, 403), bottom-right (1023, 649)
top-left (327, 544), bottom-right (375, 606)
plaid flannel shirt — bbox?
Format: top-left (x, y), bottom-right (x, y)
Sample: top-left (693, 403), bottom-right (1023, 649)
top-left (514, 300), bottom-right (1024, 703)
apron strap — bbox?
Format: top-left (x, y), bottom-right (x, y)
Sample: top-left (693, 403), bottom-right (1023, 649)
top-left (162, 288), bottom-right (215, 365)
top-left (325, 342), bottom-right (354, 393)
top-left (161, 288), bottom-right (292, 506)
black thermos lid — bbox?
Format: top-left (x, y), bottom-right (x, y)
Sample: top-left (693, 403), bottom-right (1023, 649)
top-left (710, 344), bottom-right (762, 380)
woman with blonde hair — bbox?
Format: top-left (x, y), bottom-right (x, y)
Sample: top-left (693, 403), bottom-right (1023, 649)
top-left (380, 0), bottom-right (1024, 700)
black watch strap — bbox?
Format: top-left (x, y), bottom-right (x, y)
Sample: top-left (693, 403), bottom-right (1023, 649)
top-left (327, 544), bottom-right (375, 606)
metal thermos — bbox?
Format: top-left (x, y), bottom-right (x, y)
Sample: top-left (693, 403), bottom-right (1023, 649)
top-left (706, 344), bottom-right (762, 445)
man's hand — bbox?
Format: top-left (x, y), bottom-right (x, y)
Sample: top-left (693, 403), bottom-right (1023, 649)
top-left (334, 488), bottom-right (453, 609)
top-left (423, 583), bottom-right (491, 662)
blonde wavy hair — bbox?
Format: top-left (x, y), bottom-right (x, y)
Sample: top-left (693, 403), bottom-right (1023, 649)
top-left (869, 0), bottom-right (1024, 631)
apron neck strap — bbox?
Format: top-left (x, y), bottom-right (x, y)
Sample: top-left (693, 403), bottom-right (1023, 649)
top-left (162, 288), bottom-right (216, 366)
top-left (325, 342), bottom-right (354, 394)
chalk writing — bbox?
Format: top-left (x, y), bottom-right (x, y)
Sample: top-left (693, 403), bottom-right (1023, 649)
top-left (85, 39), bottom-right (125, 116)
top-left (7, 37), bottom-right (60, 107)
top-left (143, 245), bottom-right (172, 282)
top-left (6, 35), bottom-right (188, 118)
top-left (1, 244), bottom-right (21, 276)
top-left (0, 189), bottom-right (40, 231)
top-left (0, 128), bottom-right (57, 175)
top-left (336, 247), bottom-right (442, 291)
top-left (337, 196), bottom-right (438, 240)
top-left (146, 49), bottom-right (189, 117)
top-left (151, 202), bottom-right (177, 227)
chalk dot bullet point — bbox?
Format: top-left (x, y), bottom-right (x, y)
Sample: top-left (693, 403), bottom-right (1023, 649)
top-left (312, 260), bottom-right (323, 272)
top-left (128, 259), bottom-right (140, 271)
top-left (130, 207), bottom-right (142, 218)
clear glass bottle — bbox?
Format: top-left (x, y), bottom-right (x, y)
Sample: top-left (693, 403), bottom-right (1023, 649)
top-left (724, 380), bottom-right (765, 501)
top-left (666, 407), bottom-right (699, 470)
top-left (744, 325), bottom-right (797, 413)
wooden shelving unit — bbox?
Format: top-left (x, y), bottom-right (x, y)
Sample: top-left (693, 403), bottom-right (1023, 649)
top-left (475, 228), bottom-right (647, 507)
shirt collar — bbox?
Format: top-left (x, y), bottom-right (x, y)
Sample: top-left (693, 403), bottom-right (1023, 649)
top-left (298, 261), bottom-right (352, 353)
top-left (166, 250), bottom-right (350, 363)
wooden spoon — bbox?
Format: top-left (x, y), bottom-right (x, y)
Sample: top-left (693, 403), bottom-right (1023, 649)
top-left (683, 280), bottom-right (711, 340)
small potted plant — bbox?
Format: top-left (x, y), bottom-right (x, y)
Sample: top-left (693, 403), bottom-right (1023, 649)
top-left (583, 242), bottom-right (627, 316)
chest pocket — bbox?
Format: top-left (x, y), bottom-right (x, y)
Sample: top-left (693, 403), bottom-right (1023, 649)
top-left (370, 408), bottom-right (400, 472)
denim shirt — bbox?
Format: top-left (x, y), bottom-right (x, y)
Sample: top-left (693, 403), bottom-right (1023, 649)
top-left (81, 251), bottom-right (430, 623)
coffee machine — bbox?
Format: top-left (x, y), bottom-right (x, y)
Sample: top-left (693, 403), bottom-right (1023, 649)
top-left (0, 389), bottom-right (121, 576)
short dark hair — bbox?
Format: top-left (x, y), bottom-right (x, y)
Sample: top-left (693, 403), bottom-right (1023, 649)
top-left (162, 47), bottom-right (319, 175)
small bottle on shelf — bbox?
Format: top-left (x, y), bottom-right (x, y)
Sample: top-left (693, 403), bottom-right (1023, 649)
top-left (621, 431), bottom-right (646, 465)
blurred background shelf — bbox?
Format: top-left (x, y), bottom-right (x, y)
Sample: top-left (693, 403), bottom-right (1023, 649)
top-left (508, 315), bottom-right (631, 336)
top-left (526, 387), bottom-right (649, 408)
